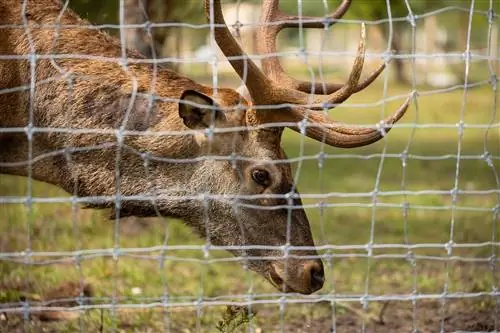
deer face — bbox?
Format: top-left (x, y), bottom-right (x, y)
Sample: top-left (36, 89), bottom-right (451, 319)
top-left (229, 144), bottom-right (324, 294)
top-left (172, 89), bottom-right (324, 294)
top-left (181, 0), bottom-right (411, 293)
top-left (141, 0), bottom-right (411, 293)
top-left (227, 144), bottom-right (325, 294)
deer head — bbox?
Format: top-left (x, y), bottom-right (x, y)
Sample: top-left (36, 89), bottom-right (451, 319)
top-left (191, 0), bottom-right (410, 293)
top-left (0, 0), bottom-right (410, 295)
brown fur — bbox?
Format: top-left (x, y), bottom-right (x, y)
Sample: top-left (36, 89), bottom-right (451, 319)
top-left (0, 0), bottom-right (322, 294)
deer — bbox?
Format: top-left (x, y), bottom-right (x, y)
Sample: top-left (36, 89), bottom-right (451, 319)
top-left (0, 0), bottom-right (410, 295)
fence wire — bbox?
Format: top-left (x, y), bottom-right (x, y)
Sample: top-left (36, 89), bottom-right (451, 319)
top-left (0, 0), bottom-right (499, 332)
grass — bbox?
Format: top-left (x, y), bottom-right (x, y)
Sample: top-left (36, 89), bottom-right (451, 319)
top-left (0, 77), bottom-right (499, 332)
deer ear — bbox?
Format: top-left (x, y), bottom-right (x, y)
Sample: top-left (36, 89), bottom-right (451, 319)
top-left (178, 90), bottom-right (225, 129)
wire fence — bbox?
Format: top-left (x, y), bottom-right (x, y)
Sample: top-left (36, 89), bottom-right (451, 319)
top-left (0, 0), bottom-right (499, 332)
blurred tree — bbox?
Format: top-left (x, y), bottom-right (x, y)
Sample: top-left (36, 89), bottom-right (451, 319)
top-left (69, 0), bottom-right (118, 27)
top-left (122, 0), bottom-right (203, 70)
top-left (346, 0), bottom-right (497, 84)
top-left (69, 0), bottom-right (203, 70)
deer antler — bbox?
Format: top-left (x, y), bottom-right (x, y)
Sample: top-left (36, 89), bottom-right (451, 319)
top-left (258, 0), bottom-right (385, 95)
top-left (204, 0), bottom-right (411, 148)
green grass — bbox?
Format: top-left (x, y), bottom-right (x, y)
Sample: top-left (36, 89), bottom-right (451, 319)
top-left (1, 80), bottom-right (499, 332)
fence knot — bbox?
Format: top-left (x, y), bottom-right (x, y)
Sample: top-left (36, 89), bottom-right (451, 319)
top-left (406, 13), bottom-right (416, 28)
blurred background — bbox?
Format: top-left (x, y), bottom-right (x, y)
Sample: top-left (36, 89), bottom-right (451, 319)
top-left (1, 0), bottom-right (499, 332)
top-left (71, 0), bottom-right (499, 86)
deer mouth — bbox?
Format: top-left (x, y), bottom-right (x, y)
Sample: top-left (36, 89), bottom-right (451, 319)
top-left (268, 267), bottom-right (298, 293)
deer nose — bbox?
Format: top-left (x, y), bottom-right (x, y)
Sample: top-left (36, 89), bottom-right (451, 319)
top-left (304, 260), bottom-right (325, 292)
top-left (269, 259), bottom-right (325, 294)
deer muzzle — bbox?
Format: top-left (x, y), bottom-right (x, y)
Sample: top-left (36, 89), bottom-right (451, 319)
top-left (269, 258), bottom-right (324, 294)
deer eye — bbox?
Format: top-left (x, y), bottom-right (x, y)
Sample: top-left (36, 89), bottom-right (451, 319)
top-left (251, 169), bottom-right (271, 187)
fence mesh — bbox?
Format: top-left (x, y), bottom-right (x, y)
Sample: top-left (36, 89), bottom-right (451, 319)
top-left (0, 0), bottom-right (499, 332)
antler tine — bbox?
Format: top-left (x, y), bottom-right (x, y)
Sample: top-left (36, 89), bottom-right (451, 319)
top-left (287, 96), bottom-right (412, 148)
top-left (266, 23), bottom-right (372, 110)
top-left (258, 0), bottom-right (384, 95)
top-left (280, 0), bottom-right (351, 29)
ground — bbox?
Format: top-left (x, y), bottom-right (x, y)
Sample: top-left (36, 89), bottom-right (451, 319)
top-left (0, 77), bottom-right (498, 332)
